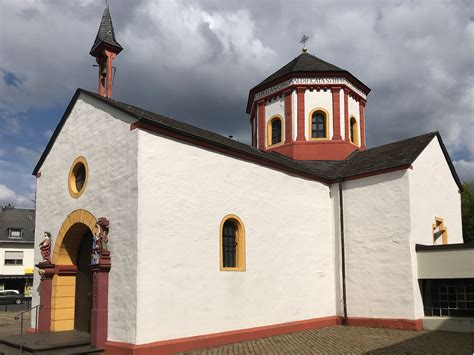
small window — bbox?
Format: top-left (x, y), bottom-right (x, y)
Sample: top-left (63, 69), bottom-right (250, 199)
top-left (68, 156), bottom-right (89, 198)
top-left (311, 111), bottom-right (327, 138)
top-left (5, 251), bottom-right (23, 265)
top-left (350, 117), bottom-right (359, 145)
top-left (8, 229), bottom-right (22, 240)
top-left (220, 215), bottom-right (246, 271)
top-left (267, 117), bottom-right (283, 146)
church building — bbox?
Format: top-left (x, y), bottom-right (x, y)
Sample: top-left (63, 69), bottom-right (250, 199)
top-left (29, 4), bottom-right (465, 354)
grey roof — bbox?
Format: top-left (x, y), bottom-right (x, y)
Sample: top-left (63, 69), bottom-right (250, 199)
top-left (32, 89), bottom-right (462, 191)
top-left (257, 52), bottom-right (346, 87)
top-left (90, 4), bottom-right (123, 56)
top-left (0, 207), bottom-right (35, 243)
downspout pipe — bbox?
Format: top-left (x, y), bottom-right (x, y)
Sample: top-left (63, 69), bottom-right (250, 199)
top-left (338, 179), bottom-right (348, 324)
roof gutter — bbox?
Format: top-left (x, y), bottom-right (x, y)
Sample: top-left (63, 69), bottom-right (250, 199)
top-left (338, 178), bottom-right (348, 324)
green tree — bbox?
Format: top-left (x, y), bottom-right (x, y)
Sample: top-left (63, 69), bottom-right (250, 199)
top-left (461, 182), bottom-right (474, 243)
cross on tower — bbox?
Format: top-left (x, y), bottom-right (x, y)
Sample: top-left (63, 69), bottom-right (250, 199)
top-left (300, 35), bottom-right (309, 53)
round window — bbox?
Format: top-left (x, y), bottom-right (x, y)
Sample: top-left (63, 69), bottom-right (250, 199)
top-left (68, 157), bottom-right (88, 198)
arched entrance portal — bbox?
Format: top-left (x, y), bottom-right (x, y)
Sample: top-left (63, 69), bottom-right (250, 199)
top-left (37, 209), bottom-right (111, 348)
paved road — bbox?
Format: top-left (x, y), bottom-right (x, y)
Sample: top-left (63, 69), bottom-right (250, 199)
top-left (0, 299), bottom-right (31, 313)
top-left (178, 326), bottom-right (474, 355)
top-left (0, 311), bottom-right (31, 337)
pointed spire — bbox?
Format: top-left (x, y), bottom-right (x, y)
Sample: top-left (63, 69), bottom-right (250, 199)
top-left (90, 1), bottom-right (123, 57)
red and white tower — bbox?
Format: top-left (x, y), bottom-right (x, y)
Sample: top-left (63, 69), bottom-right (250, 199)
top-left (90, 2), bottom-right (123, 98)
top-left (247, 51), bottom-right (370, 160)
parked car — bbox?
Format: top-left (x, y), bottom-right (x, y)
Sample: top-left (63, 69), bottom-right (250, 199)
top-left (0, 290), bottom-right (23, 305)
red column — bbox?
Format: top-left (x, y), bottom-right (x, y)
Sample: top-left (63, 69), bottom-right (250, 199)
top-left (37, 262), bottom-right (55, 332)
top-left (332, 87), bottom-right (342, 140)
top-left (257, 100), bottom-right (266, 150)
top-left (359, 100), bottom-right (366, 149)
top-left (296, 87), bottom-right (306, 141)
top-left (90, 251), bottom-right (112, 348)
top-left (105, 51), bottom-right (116, 98)
top-left (284, 89), bottom-right (293, 143)
top-left (344, 89), bottom-right (349, 142)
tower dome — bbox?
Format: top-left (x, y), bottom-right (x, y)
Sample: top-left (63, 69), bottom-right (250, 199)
top-left (247, 52), bottom-right (370, 160)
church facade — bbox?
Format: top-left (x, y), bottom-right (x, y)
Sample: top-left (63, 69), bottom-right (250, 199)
top-left (30, 5), bottom-right (463, 355)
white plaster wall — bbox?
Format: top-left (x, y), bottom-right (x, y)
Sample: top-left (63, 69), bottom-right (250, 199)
top-left (292, 89), bottom-right (297, 141)
top-left (341, 171), bottom-right (418, 319)
top-left (33, 94), bottom-right (139, 343)
top-left (339, 89), bottom-right (345, 140)
top-left (0, 246), bottom-right (34, 275)
top-left (135, 130), bottom-right (336, 344)
top-left (264, 95), bottom-right (285, 144)
top-left (408, 137), bottom-right (463, 318)
top-left (304, 90), bottom-right (333, 140)
top-left (348, 96), bottom-right (360, 146)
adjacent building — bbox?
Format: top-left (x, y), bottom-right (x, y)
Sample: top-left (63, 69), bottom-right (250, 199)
top-left (0, 206), bottom-right (35, 296)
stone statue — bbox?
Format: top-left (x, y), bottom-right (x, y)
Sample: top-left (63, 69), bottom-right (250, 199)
top-left (92, 217), bottom-right (109, 264)
top-left (39, 232), bottom-right (51, 263)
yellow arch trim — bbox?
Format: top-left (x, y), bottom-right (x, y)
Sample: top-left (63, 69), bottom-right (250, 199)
top-left (219, 214), bottom-right (246, 271)
top-left (308, 107), bottom-right (329, 140)
top-left (266, 115), bottom-right (284, 147)
top-left (350, 116), bottom-right (359, 146)
top-left (68, 156), bottom-right (89, 199)
top-left (52, 209), bottom-right (97, 265)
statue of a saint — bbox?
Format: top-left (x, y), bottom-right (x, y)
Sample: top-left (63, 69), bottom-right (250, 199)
top-left (39, 232), bottom-right (51, 263)
top-left (91, 217), bottom-right (109, 264)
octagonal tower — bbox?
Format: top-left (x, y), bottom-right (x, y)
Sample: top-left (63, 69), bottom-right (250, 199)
top-left (247, 52), bottom-right (370, 160)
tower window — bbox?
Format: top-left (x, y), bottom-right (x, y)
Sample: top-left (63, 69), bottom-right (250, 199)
top-left (311, 111), bottom-right (327, 138)
top-left (267, 116), bottom-right (283, 146)
top-left (220, 215), bottom-right (246, 271)
top-left (350, 117), bottom-right (359, 145)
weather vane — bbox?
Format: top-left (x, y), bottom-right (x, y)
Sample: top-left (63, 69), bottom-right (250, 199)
top-left (300, 35), bottom-right (309, 53)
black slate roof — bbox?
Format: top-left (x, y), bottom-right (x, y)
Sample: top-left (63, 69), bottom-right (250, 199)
top-left (32, 89), bottom-right (462, 191)
top-left (90, 4), bottom-right (123, 56)
top-left (0, 207), bottom-right (35, 243)
top-left (256, 52), bottom-right (345, 87)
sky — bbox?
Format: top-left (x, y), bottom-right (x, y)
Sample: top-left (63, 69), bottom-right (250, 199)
top-left (0, 0), bottom-right (473, 208)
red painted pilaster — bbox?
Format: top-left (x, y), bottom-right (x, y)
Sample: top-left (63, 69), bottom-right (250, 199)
top-left (105, 51), bottom-right (116, 98)
top-left (37, 262), bottom-right (55, 332)
top-left (90, 251), bottom-right (112, 348)
top-left (359, 100), bottom-right (366, 150)
top-left (284, 89), bottom-right (293, 144)
top-left (344, 89), bottom-right (349, 142)
top-left (296, 87), bottom-right (306, 141)
top-left (257, 100), bottom-right (266, 150)
top-left (331, 87), bottom-right (342, 140)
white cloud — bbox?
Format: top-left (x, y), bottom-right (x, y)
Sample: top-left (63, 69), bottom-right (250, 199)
top-left (0, 184), bottom-right (34, 208)
top-left (454, 160), bottom-right (474, 183)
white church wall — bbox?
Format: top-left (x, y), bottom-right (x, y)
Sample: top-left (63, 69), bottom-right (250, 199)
top-left (33, 94), bottom-right (139, 343)
top-left (408, 137), bottom-right (463, 319)
top-left (135, 130), bottom-right (336, 344)
top-left (292, 89), bottom-right (298, 141)
top-left (340, 170), bottom-right (419, 320)
top-left (339, 89), bottom-right (345, 140)
top-left (304, 90), bottom-right (333, 140)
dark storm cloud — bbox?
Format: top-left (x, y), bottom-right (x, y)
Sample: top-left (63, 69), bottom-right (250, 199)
top-left (0, 0), bottom-right (473, 206)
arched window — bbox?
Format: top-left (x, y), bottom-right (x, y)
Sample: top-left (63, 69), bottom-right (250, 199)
top-left (311, 110), bottom-right (327, 139)
top-left (267, 117), bottom-right (283, 146)
top-left (220, 215), bottom-right (246, 271)
top-left (350, 117), bottom-right (359, 145)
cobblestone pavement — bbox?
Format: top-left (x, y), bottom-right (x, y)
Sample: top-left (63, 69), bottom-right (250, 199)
top-left (178, 326), bottom-right (474, 355)
top-left (0, 311), bottom-right (31, 337)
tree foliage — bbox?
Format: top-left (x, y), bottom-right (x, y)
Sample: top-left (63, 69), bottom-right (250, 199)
top-left (461, 182), bottom-right (474, 243)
